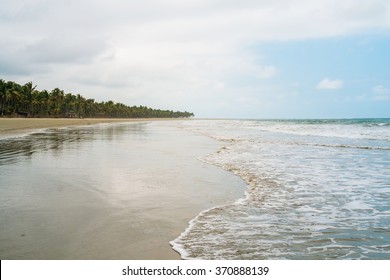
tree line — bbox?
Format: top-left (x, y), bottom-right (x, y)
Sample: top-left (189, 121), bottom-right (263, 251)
top-left (0, 78), bottom-right (194, 118)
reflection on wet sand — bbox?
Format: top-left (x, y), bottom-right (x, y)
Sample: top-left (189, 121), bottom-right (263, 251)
top-left (0, 121), bottom-right (245, 259)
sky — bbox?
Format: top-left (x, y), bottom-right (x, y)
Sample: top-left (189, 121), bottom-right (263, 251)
top-left (1, 0), bottom-right (389, 119)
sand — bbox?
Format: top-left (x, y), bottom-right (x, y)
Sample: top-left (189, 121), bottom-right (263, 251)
top-left (0, 118), bottom-right (167, 138)
top-left (0, 119), bottom-right (246, 259)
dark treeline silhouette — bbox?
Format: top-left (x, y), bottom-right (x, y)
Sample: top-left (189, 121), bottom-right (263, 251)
top-left (0, 79), bottom-right (194, 118)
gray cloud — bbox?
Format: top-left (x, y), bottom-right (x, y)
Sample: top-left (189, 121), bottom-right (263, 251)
top-left (0, 60), bottom-right (30, 76)
top-left (1, 0), bottom-right (389, 117)
top-left (24, 34), bottom-right (109, 64)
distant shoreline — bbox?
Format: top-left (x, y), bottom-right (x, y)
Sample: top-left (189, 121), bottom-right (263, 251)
top-left (0, 117), bottom-right (179, 138)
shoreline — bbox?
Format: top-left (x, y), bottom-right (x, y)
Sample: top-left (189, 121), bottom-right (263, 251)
top-left (0, 119), bottom-right (246, 260)
top-left (0, 118), bottom-right (176, 139)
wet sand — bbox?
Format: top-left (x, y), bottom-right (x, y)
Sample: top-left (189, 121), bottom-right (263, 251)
top-left (0, 120), bottom-right (246, 259)
top-left (0, 118), bottom-right (166, 138)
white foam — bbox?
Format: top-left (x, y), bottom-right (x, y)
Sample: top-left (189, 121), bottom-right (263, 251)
top-left (170, 204), bottom-right (232, 260)
top-left (172, 119), bottom-right (390, 259)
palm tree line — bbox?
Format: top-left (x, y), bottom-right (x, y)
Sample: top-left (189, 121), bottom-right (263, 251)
top-left (0, 79), bottom-right (194, 118)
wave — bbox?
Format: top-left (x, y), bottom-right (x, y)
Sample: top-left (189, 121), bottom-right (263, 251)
top-left (170, 203), bottom-right (232, 260)
top-left (172, 119), bottom-right (390, 259)
top-left (309, 143), bottom-right (390, 151)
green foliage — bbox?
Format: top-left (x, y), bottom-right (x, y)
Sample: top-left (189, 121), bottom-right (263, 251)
top-left (0, 78), bottom-right (194, 118)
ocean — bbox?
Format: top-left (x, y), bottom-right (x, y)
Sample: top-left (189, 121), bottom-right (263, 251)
top-left (171, 119), bottom-right (390, 259)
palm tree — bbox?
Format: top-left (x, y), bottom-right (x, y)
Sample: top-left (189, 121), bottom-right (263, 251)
top-left (83, 98), bottom-right (94, 117)
top-left (21, 82), bottom-right (37, 115)
top-left (38, 90), bottom-right (49, 116)
top-left (0, 79), bottom-right (6, 115)
top-left (3, 81), bottom-right (22, 115)
top-left (1, 78), bottom-right (194, 118)
top-left (49, 88), bottom-right (64, 116)
top-left (76, 94), bottom-right (86, 117)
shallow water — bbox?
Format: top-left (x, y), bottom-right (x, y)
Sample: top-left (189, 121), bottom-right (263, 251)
top-left (171, 119), bottom-right (390, 259)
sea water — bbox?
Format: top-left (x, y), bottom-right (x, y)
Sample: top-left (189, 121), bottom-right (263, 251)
top-left (171, 119), bottom-right (390, 259)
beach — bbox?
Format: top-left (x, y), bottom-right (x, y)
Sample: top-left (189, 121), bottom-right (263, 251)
top-left (0, 118), bottom-right (246, 259)
top-left (0, 118), bottom-right (167, 139)
top-left (3, 118), bottom-right (388, 260)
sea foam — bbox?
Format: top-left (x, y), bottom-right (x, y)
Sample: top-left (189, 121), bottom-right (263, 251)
top-left (171, 119), bottom-right (390, 259)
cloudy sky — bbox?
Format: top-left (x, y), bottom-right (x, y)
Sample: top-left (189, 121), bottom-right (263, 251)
top-left (1, 0), bottom-right (389, 118)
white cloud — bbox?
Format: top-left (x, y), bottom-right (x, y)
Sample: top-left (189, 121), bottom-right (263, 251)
top-left (1, 0), bottom-right (390, 117)
top-left (343, 86), bottom-right (390, 103)
top-left (372, 85), bottom-right (390, 100)
top-left (317, 78), bottom-right (344, 90)
top-left (373, 85), bottom-right (390, 94)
